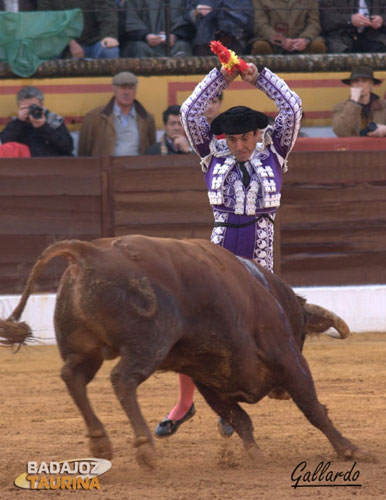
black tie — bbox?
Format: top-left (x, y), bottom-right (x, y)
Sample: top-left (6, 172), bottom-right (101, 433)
top-left (239, 162), bottom-right (250, 188)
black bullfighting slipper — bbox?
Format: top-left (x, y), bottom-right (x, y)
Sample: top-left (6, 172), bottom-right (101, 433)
top-left (154, 403), bottom-right (196, 438)
top-left (218, 417), bottom-right (235, 438)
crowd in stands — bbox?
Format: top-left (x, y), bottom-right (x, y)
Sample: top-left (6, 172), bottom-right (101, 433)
top-left (1, 62), bottom-right (385, 159)
top-left (1, 1), bottom-right (386, 157)
top-left (1, 1), bottom-right (386, 58)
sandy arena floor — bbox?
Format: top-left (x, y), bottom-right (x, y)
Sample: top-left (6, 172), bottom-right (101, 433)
top-left (1, 332), bottom-right (386, 500)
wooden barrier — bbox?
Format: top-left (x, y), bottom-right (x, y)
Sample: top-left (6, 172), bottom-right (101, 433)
top-left (281, 147), bottom-right (386, 286)
top-left (0, 141), bottom-right (385, 293)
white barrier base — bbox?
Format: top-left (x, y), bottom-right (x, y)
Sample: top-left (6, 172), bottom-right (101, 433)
top-left (1, 285), bottom-right (385, 345)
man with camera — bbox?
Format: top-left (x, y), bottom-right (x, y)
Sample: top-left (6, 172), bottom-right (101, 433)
top-left (0, 86), bottom-right (74, 156)
top-left (332, 65), bottom-right (386, 138)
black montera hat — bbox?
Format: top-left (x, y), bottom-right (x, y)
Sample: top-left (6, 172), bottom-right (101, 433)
top-left (341, 65), bottom-right (382, 85)
top-left (210, 106), bottom-right (269, 135)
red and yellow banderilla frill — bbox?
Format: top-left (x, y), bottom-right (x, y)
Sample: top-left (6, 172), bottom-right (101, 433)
top-left (209, 40), bottom-right (249, 74)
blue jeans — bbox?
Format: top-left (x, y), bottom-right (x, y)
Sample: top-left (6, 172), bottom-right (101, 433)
top-left (83, 41), bottom-right (119, 59)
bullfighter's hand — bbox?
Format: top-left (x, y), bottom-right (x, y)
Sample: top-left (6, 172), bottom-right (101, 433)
top-left (367, 124), bottom-right (386, 137)
top-left (101, 37), bottom-right (119, 48)
top-left (240, 63), bottom-right (259, 86)
top-left (371, 15), bottom-right (383, 30)
top-left (220, 66), bottom-right (239, 84)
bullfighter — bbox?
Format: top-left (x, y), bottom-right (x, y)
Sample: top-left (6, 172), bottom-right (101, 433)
top-left (155, 61), bottom-right (302, 438)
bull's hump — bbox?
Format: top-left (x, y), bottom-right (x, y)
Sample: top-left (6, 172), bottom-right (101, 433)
top-left (236, 257), bottom-right (269, 290)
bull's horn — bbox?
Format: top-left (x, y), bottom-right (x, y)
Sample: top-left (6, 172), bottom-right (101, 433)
top-left (304, 303), bottom-right (350, 339)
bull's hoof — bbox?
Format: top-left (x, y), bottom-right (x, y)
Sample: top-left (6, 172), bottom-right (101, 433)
top-left (268, 388), bottom-right (291, 400)
top-left (88, 434), bottom-right (113, 460)
top-left (340, 446), bottom-right (378, 463)
top-left (134, 438), bottom-right (157, 470)
top-left (245, 444), bottom-right (264, 463)
top-left (217, 417), bottom-right (234, 438)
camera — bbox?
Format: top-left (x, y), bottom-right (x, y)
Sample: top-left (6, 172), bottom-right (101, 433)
top-left (28, 104), bottom-right (44, 119)
top-left (360, 122), bottom-right (377, 136)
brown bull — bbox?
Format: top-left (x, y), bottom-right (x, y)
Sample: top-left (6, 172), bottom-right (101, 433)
top-left (0, 235), bottom-right (371, 467)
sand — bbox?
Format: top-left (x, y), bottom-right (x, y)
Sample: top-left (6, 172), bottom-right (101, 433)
top-left (1, 332), bottom-right (386, 499)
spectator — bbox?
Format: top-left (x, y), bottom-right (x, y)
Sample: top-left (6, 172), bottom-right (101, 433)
top-left (146, 105), bottom-right (191, 155)
top-left (176, 1), bottom-right (253, 56)
top-left (78, 71), bottom-right (156, 156)
top-left (121, 0), bottom-right (192, 57)
top-left (251, 0), bottom-right (327, 54)
top-left (0, 86), bottom-right (73, 156)
top-left (204, 91), bottom-right (223, 124)
top-left (37, 0), bottom-right (119, 59)
top-left (332, 65), bottom-right (386, 137)
top-left (319, 0), bottom-right (386, 53)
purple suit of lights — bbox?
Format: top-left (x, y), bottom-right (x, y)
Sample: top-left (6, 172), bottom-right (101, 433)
top-left (181, 68), bottom-right (302, 270)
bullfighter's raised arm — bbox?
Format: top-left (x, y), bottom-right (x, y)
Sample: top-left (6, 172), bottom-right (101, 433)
top-left (257, 68), bottom-right (302, 170)
top-left (180, 68), bottom-right (227, 159)
top-left (180, 66), bottom-right (302, 170)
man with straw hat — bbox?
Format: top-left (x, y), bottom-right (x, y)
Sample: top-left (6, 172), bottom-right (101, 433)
top-left (333, 65), bottom-right (386, 137)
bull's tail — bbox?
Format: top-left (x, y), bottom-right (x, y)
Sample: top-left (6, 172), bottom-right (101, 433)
top-left (0, 240), bottom-right (95, 347)
top-left (303, 302), bottom-right (350, 339)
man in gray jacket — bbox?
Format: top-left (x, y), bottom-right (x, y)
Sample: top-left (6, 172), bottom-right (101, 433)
top-left (121, 0), bottom-right (192, 57)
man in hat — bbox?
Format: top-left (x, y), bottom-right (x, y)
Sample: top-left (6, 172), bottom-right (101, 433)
top-left (154, 61), bottom-right (302, 439)
top-left (332, 65), bottom-right (386, 137)
top-left (78, 71), bottom-right (156, 156)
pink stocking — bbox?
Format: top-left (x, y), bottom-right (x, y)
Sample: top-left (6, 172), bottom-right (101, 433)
top-left (168, 374), bottom-right (195, 420)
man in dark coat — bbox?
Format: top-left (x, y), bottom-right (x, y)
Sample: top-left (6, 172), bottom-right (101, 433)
top-left (319, 0), bottom-right (386, 52)
top-left (146, 105), bottom-right (191, 155)
top-left (122, 0), bottom-right (192, 57)
top-left (0, 86), bottom-right (73, 156)
top-left (176, 0), bottom-right (253, 55)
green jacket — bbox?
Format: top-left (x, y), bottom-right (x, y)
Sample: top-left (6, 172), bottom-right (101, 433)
top-left (37, 0), bottom-right (118, 44)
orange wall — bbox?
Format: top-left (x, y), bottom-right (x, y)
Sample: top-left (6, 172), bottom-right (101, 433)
top-left (1, 71), bottom-right (386, 131)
